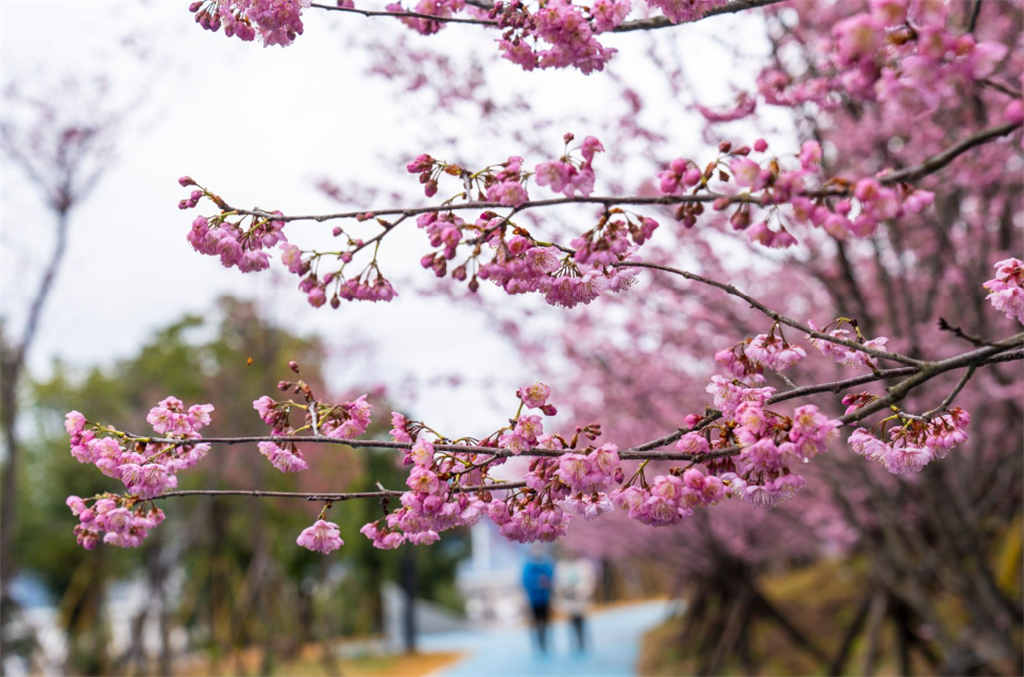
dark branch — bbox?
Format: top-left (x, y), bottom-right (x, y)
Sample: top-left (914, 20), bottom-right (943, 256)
top-left (311, 2), bottom-right (497, 26)
top-left (938, 317), bottom-right (989, 347)
top-left (618, 260), bottom-right (925, 367)
top-left (225, 120), bottom-right (1020, 231)
top-left (153, 480), bottom-right (529, 503)
top-left (613, 0), bottom-right (789, 32)
top-left (880, 120), bottom-right (1021, 185)
top-left (309, 0), bottom-right (790, 33)
top-left (965, 0), bottom-right (982, 33)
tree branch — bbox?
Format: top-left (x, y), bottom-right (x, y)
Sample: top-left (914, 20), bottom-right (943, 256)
top-left (125, 346), bottom-right (1022, 476)
top-left (839, 332), bottom-right (1024, 425)
top-left (964, 0), bottom-right (983, 33)
top-left (613, 0), bottom-right (790, 32)
top-left (308, 0), bottom-right (792, 32)
top-left (880, 120), bottom-right (1022, 185)
top-left (617, 260), bottom-right (925, 366)
top-left (152, 481), bottom-right (528, 503)
top-left (311, 2), bottom-right (497, 26)
top-left (221, 120), bottom-right (1020, 234)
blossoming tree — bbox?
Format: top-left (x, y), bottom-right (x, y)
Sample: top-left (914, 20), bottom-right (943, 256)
top-left (62, 0), bottom-right (1022, 671)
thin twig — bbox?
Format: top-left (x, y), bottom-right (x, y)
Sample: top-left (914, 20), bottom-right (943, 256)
top-left (965, 0), bottom-right (982, 33)
top-left (617, 260), bottom-right (924, 366)
top-left (937, 317), bottom-right (990, 347)
top-left (923, 366), bottom-right (977, 418)
top-left (311, 2), bottom-right (497, 26)
top-left (979, 78), bottom-right (1023, 99)
top-left (613, 0), bottom-right (789, 32)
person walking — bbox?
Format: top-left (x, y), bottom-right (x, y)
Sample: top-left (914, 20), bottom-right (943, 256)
top-left (522, 548), bottom-right (555, 654)
top-left (555, 555), bottom-right (597, 653)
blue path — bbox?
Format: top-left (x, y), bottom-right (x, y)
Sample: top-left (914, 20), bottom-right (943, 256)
top-left (422, 600), bottom-right (671, 677)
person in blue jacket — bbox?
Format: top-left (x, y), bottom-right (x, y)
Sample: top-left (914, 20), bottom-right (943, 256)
top-left (522, 548), bottom-right (555, 653)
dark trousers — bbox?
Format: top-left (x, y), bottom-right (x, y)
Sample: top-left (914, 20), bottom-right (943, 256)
top-left (530, 602), bottom-right (551, 652)
top-left (569, 614), bottom-right (586, 652)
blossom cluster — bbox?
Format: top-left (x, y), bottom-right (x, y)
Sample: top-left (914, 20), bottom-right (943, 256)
top-left (478, 230), bottom-right (641, 308)
top-left (611, 468), bottom-right (726, 527)
top-left (705, 316), bottom-right (965, 499)
top-left (366, 384), bottom-right (614, 548)
top-left (360, 431), bottom-right (496, 548)
top-left (806, 319), bottom-right (889, 369)
top-left (181, 177), bottom-right (399, 308)
top-left (67, 399), bottom-right (213, 500)
top-left (189, 0), bottom-right (310, 46)
top-left (646, 0), bottom-right (727, 24)
top-left (983, 258), bottom-right (1024, 324)
top-left (695, 377), bottom-right (842, 508)
top-left (286, 243), bottom-right (398, 308)
top-left (67, 496), bottom-right (167, 550)
top-left (535, 134), bottom-right (604, 199)
top-left (253, 386), bottom-right (373, 474)
top-left (408, 134), bottom-right (604, 210)
top-left (756, 0), bottom-right (1009, 115)
top-left (385, 0), bottom-right (465, 36)
top-left (849, 407), bottom-right (970, 475)
top-left (715, 326), bottom-right (807, 380)
top-left (407, 137), bottom-right (647, 308)
top-left (490, 0), bottom-right (626, 74)
top-left (64, 398), bottom-right (213, 548)
top-left (180, 178), bottom-right (287, 275)
top-left (657, 138), bottom-right (934, 245)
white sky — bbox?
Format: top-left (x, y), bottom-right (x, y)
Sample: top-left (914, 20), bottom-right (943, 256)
top-left (0, 0), bottom-right (774, 434)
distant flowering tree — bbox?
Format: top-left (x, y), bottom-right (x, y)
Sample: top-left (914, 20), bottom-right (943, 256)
top-left (65, 0), bottom-right (1021, 671)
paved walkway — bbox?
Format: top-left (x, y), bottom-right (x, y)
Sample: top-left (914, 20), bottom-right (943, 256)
top-left (423, 600), bottom-right (671, 677)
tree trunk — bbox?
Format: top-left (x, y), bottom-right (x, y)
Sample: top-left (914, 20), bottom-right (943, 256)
top-left (0, 209), bottom-right (69, 673)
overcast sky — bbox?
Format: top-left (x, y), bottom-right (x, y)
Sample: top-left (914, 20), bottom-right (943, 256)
top-left (0, 0), bottom-right (772, 434)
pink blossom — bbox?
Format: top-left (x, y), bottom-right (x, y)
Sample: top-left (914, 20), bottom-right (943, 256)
top-left (580, 136), bottom-right (604, 162)
top-left (258, 441), bottom-right (309, 473)
top-left (730, 158), bottom-right (768, 190)
top-left (646, 0), bottom-right (728, 25)
top-left (297, 519), bottom-right (344, 554)
top-left (486, 181), bottom-right (529, 207)
top-left (675, 432), bottom-right (710, 455)
top-left (535, 161), bottom-right (572, 194)
top-left (983, 258), bottom-right (1024, 323)
top-left (590, 0), bottom-right (630, 32)
top-left (744, 333), bottom-right (806, 371)
top-left (517, 382), bottom-right (552, 409)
